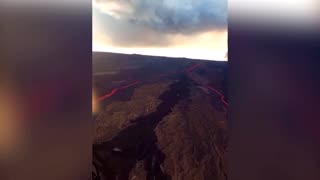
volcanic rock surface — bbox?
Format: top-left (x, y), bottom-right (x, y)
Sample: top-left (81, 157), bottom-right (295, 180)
top-left (93, 52), bottom-right (228, 180)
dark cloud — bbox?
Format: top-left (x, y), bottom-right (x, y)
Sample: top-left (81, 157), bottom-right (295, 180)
top-left (93, 9), bottom-right (171, 47)
top-left (93, 0), bottom-right (227, 46)
top-left (131, 0), bottom-right (227, 34)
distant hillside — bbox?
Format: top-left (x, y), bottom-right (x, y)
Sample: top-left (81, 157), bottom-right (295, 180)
top-left (93, 52), bottom-right (227, 73)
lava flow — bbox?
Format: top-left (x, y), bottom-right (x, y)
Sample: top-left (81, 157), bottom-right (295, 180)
top-left (94, 63), bottom-right (228, 111)
top-left (185, 63), bottom-right (228, 111)
top-left (94, 80), bottom-right (142, 104)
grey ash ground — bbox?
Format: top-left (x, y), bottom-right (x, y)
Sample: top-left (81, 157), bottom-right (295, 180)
top-left (93, 52), bottom-right (228, 180)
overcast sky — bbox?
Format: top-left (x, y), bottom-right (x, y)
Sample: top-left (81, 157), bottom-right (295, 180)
top-left (92, 0), bottom-right (228, 61)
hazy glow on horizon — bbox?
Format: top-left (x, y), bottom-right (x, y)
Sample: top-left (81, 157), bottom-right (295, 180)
top-left (93, 30), bottom-right (228, 61)
top-left (92, 0), bottom-right (228, 61)
top-left (92, 46), bottom-right (227, 61)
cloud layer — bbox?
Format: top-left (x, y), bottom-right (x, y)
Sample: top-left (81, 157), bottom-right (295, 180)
top-left (96, 0), bottom-right (226, 32)
top-left (93, 0), bottom-right (227, 60)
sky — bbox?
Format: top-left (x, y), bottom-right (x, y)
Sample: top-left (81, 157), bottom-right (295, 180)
top-left (92, 0), bottom-right (228, 61)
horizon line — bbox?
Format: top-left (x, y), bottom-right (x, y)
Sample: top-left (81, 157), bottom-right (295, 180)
top-left (92, 50), bottom-right (228, 62)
